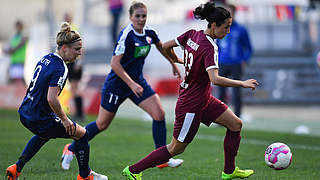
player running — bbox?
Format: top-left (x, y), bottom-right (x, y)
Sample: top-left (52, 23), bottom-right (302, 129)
top-left (60, 1), bottom-right (183, 171)
top-left (122, 1), bottom-right (258, 180)
top-left (5, 22), bottom-right (108, 180)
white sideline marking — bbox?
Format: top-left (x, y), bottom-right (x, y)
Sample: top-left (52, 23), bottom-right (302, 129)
top-left (197, 134), bottom-right (320, 151)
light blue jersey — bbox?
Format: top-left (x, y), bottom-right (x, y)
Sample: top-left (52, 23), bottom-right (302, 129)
top-left (19, 53), bottom-right (68, 121)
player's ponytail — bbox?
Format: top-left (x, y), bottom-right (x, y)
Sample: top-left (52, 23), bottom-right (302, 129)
top-left (193, 1), bottom-right (231, 28)
top-left (56, 22), bottom-right (81, 49)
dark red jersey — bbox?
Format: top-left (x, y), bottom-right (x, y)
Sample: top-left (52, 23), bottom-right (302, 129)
top-left (175, 29), bottom-right (219, 112)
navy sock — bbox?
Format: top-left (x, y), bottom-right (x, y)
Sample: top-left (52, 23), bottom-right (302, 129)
top-left (152, 119), bottom-right (167, 149)
top-left (74, 131), bottom-right (91, 178)
top-left (69, 121), bottom-right (100, 152)
top-left (16, 135), bottom-right (48, 172)
top-left (85, 121), bottom-right (100, 141)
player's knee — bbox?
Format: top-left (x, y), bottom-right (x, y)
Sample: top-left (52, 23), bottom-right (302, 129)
top-left (229, 119), bottom-right (242, 132)
top-left (151, 110), bottom-right (165, 120)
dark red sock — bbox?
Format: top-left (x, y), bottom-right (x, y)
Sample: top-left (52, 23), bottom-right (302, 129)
top-left (224, 129), bottom-right (241, 174)
top-left (129, 146), bottom-right (172, 174)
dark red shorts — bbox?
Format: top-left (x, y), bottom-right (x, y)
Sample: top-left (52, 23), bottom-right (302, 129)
top-left (173, 96), bottom-right (228, 143)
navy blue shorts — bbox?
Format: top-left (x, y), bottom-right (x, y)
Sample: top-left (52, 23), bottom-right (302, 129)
top-left (20, 115), bottom-right (76, 139)
top-left (101, 78), bottom-right (155, 113)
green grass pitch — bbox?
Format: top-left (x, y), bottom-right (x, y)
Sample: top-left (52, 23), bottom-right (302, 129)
top-left (1, 108), bottom-right (320, 180)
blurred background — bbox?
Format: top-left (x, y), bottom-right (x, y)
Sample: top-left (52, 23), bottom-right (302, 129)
top-left (0, 0), bottom-right (320, 136)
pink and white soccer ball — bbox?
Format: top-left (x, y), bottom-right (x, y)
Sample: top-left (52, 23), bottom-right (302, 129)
top-left (264, 142), bottom-right (292, 170)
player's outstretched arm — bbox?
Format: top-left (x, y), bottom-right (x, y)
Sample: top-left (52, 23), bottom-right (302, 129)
top-left (207, 68), bottom-right (258, 90)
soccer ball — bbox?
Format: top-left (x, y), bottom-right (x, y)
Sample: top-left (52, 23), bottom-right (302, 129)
top-left (264, 142), bottom-right (292, 170)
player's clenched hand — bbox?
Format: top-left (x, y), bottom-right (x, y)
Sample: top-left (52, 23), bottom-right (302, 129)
top-left (62, 118), bottom-right (75, 136)
top-left (242, 79), bottom-right (259, 90)
top-left (129, 82), bottom-right (144, 98)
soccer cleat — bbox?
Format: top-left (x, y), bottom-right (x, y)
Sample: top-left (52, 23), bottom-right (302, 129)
top-left (61, 143), bottom-right (74, 170)
top-left (6, 164), bottom-right (20, 180)
top-left (156, 158), bottom-right (184, 168)
top-left (221, 167), bottom-right (254, 180)
top-left (122, 166), bottom-right (142, 180)
top-left (77, 170), bottom-right (108, 180)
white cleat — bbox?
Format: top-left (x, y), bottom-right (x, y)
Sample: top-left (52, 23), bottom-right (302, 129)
top-left (157, 158), bottom-right (184, 168)
top-left (61, 144), bottom-right (74, 170)
top-left (77, 171), bottom-right (108, 180)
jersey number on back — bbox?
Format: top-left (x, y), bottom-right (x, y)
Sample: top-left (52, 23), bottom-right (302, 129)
top-left (29, 65), bottom-right (42, 91)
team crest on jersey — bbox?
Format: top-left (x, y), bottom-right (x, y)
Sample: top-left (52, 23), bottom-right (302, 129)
top-left (146, 36), bottom-right (152, 44)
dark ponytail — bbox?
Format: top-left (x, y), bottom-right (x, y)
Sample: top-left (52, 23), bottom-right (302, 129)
top-left (193, 1), bottom-right (231, 28)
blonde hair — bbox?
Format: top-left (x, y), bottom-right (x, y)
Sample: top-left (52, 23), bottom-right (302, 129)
top-left (56, 22), bottom-right (81, 49)
top-left (129, 1), bottom-right (147, 16)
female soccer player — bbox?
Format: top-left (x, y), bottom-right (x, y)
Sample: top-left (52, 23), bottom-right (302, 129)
top-left (122, 2), bottom-right (259, 180)
top-left (6, 22), bottom-right (108, 180)
top-left (61, 1), bottom-right (183, 170)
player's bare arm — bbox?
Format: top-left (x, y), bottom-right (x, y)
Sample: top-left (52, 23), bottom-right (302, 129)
top-left (110, 54), bottom-right (144, 97)
top-left (207, 68), bottom-right (258, 90)
top-left (162, 40), bottom-right (184, 64)
top-left (47, 86), bottom-right (75, 135)
top-left (155, 41), bottom-right (181, 79)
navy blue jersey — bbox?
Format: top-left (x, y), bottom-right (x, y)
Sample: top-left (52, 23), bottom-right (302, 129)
top-left (105, 24), bottom-right (160, 87)
top-left (18, 53), bottom-right (68, 121)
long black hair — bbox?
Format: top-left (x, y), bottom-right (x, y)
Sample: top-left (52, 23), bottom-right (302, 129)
top-left (193, 1), bottom-right (231, 28)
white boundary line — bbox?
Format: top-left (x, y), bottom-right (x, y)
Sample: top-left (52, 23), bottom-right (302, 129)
top-left (197, 134), bottom-right (320, 151)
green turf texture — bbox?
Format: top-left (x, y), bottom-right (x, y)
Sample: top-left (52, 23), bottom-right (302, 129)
top-left (1, 108), bottom-right (320, 180)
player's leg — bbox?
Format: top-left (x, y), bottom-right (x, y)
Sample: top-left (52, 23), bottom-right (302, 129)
top-left (70, 79), bottom-right (84, 121)
top-left (62, 88), bottom-right (123, 170)
top-left (62, 106), bottom-right (116, 170)
top-left (230, 64), bottom-right (242, 117)
top-left (123, 109), bottom-right (199, 179)
top-left (136, 84), bottom-right (183, 168)
top-left (232, 87), bottom-right (242, 117)
top-left (6, 116), bottom-right (49, 180)
top-left (123, 138), bottom-right (188, 180)
top-left (218, 64), bottom-right (229, 103)
top-left (138, 94), bottom-right (166, 149)
top-left (6, 135), bottom-right (48, 180)
top-left (214, 108), bottom-right (253, 179)
top-left (71, 123), bottom-right (108, 180)
top-left (87, 87), bottom-right (124, 137)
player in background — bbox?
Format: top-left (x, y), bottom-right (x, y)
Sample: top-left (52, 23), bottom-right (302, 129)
top-left (5, 22), bottom-right (108, 180)
top-left (216, 4), bottom-right (253, 118)
top-left (3, 20), bottom-right (28, 85)
top-left (122, 1), bottom-right (258, 180)
top-left (64, 13), bottom-right (85, 122)
top-left (60, 1), bottom-right (183, 170)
